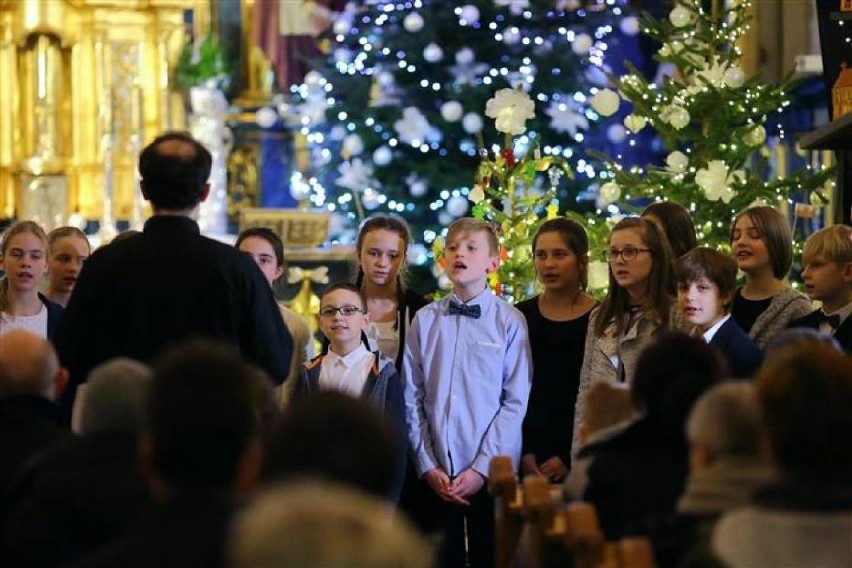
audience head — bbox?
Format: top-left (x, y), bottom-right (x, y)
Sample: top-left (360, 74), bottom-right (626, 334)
top-left (580, 381), bottom-right (633, 443)
top-left (46, 227), bottom-right (90, 298)
top-left (533, 217), bottom-right (590, 291)
top-left (138, 132), bottom-right (212, 211)
top-left (641, 201), bottom-right (698, 259)
top-left (142, 340), bottom-right (261, 495)
top-left (111, 229), bottom-right (141, 244)
top-left (632, 332), bottom-right (726, 433)
top-left (730, 205), bottom-right (792, 279)
top-left (230, 481), bottom-right (432, 568)
top-left (0, 221), bottom-right (49, 310)
top-left (676, 247), bottom-right (738, 330)
top-left (597, 216), bottom-right (675, 336)
top-left (801, 224), bottom-right (852, 305)
top-left (265, 391), bottom-right (397, 499)
top-left (75, 358), bottom-right (152, 435)
top-left (686, 382), bottom-right (763, 472)
top-left (756, 343), bottom-right (852, 475)
top-left (236, 227), bottom-right (285, 287)
top-left (0, 330), bottom-right (65, 400)
top-left (764, 327), bottom-right (844, 356)
top-left (355, 214), bottom-right (412, 292)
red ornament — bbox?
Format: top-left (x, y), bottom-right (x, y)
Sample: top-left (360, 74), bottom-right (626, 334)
top-left (501, 147), bottom-right (516, 168)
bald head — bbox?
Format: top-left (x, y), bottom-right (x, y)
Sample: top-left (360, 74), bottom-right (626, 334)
top-left (0, 330), bottom-right (61, 399)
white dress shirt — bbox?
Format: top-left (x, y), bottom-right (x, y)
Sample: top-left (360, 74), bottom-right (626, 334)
top-left (318, 343), bottom-right (374, 398)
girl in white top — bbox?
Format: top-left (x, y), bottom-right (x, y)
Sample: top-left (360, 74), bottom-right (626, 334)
top-left (354, 215), bottom-right (427, 370)
top-left (0, 221), bottom-right (63, 340)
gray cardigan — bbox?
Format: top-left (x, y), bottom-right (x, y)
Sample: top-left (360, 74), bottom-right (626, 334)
top-left (741, 286), bottom-right (812, 350)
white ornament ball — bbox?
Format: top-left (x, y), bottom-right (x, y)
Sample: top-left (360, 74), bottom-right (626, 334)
top-left (410, 180), bottom-right (428, 197)
top-left (362, 188), bottom-right (381, 210)
top-left (462, 112), bottom-right (483, 134)
top-left (290, 180), bottom-right (310, 201)
top-left (669, 5), bottom-right (694, 28)
top-left (599, 182), bottom-right (622, 205)
top-left (333, 18), bottom-right (351, 35)
top-left (329, 125), bottom-right (346, 141)
top-left (440, 101), bottom-right (464, 122)
top-left (607, 124), bottom-right (627, 144)
top-left (438, 212), bottom-right (453, 226)
top-left (342, 134), bottom-right (364, 156)
top-left (723, 66), bottom-right (746, 88)
top-left (459, 4), bottom-right (480, 23)
top-left (624, 114), bottom-right (647, 133)
top-left (304, 70), bottom-right (323, 86)
top-left (666, 150), bottom-right (689, 173)
top-left (456, 47), bottom-right (475, 65)
top-left (620, 16), bottom-right (640, 36)
top-left (255, 107), bottom-right (278, 129)
top-left (572, 33), bottom-right (593, 55)
top-left (372, 146), bottom-right (393, 166)
top-left (447, 195), bottom-right (469, 217)
top-left (503, 27), bottom-right (521, 46)
top-left (591, 88), bottom-right (620, 117)
top-left (668, 106), bottom-right (690, 130)
top-left (403, 12), bottom-right (424, 33)
top-left (423, 42), bottom-right (444, 63)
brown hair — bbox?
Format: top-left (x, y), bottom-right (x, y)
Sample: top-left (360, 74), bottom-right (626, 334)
top-left (594, 217), bottom-right (675, 337)
top-left (446, 217), bottom-right (500, 256)
top-left (757, 343), bottom-right (852, 472)
top-left (354, 214), bottom-right (412, 299)
top-left (0, 221), bottom-right (48, 312)
top-left (730, 205), bottom-right (793, 279)
top-left (47, 226), bottom-right (91, 255)
top-left (641, 201), bottom-right (698, 259)
top-left (321, 282), bottom-right (368, 312)
top-left (676, 247), bottom-right (738, 311)
top-left (533, 218), bottom-right (589, 290)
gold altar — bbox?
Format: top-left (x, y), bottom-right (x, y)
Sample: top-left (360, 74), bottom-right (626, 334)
top-left (0, 0), bottom-right (209, 223)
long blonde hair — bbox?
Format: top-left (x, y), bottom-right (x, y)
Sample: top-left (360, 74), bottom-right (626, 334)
top-left (0, 221), bottom-right (48, 312)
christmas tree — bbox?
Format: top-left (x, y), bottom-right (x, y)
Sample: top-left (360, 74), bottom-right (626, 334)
top-left (587, 0), bottom-right (834, 254)
top-left (287, 0), bottom-right (634, 266)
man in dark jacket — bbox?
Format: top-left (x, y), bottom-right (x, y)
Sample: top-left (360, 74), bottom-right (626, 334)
top-left (55, 132), bottom-right (292, 419)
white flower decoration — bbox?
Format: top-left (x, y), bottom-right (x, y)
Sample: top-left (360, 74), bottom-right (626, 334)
top-left (661, 105), bottom-right (690, 129)
top-left (591, 88), bottom-right (620, 117)
top-left (666, 151), bottom-right (689, 174)
top-left (695, 160), bottom-right (743, 203)
top-left (469, 185), bottom-right (486, 203)
top-left (485, 88), bottom-right (536, 135)
top-left (624, 114), bottom-right (647, 133)
top-left (394, 107), bottom-right (434, 146)
top-left (599, 182), bottom-right (622, 205)
top-left (335, 159), bottom-right (375, 191)
top-left (546, 100), bottom-right (589, 136)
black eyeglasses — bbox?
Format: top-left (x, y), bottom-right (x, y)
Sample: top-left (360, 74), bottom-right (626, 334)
top-left (602, 247), bottom-right (652, 263)
top-left (319, 305), bottom-right (366, 317)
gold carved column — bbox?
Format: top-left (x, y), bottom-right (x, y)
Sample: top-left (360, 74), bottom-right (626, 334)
top-left (0, 0), bottom-right (206, 224)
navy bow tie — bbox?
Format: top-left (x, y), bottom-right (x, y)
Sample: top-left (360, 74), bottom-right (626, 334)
top-left (818, 311), bottom-right (841, 329)
top-left (448, 300), bottom-right (481, 319)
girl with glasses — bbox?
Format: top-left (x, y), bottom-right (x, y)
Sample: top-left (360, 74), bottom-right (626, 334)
top-left (572, 217), bottom-right (685, 461)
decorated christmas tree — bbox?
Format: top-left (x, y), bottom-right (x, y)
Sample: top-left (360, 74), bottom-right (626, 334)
top-left (587, 0), bottom-right (834, 254)
top-left (287, 0), bottom-right (634, 261)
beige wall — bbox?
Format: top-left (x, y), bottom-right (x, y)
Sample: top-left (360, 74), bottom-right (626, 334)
top-left (743, 0), bottom-right (820, 81)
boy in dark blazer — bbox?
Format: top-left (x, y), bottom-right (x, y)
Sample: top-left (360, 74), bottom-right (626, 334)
top-left (788, 225), bottom-right (852, 353)
top-left (676, 248), bottom-right (763, 378)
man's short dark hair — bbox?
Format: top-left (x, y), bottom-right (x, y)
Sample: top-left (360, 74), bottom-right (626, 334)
top-left (139, 132), bottom-right (212, 211)
top-left (147, 340), bottom-right (258, 488)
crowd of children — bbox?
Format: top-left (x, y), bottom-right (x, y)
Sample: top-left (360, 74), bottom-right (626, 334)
top-left (1, 194), bottom-right (851, 567)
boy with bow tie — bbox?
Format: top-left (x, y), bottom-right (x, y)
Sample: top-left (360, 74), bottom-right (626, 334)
top-left (788, 224), bottom-right (852, 353)
top-left (402, 217), bottom-right (531, 568)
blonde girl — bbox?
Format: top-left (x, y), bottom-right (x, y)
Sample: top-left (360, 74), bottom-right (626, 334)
top-left (46, 227), bottom-right (91, 308)
top-left (729, 205), bottom-right (812, 349)
top-left (0, 221), bottom-right (63, 340)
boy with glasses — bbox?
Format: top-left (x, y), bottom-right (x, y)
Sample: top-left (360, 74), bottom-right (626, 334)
top-left (296, 282), bottom-right (406, 502)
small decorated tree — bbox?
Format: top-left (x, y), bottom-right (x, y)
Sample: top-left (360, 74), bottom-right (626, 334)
top-left (466, 87), bottom-right (572, 303)
top-left (589, 0), bottom-right (833, 252)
